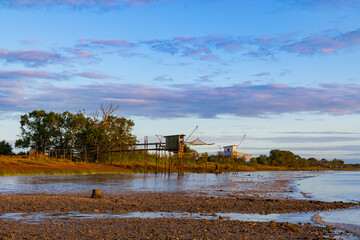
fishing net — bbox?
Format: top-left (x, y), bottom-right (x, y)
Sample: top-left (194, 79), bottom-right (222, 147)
top-left (186, 138), bottom-right (215, 145)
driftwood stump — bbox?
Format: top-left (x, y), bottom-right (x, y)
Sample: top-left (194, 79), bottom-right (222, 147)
top-left (91, 189), bottom-right (102, 198)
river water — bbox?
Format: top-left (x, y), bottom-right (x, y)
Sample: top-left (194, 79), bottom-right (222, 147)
top-left (0, 171), bottom-right (316, 195)
top-left (296, 171), bottom-right (360, 237)
top-left (297, 171), bottom-right (360, 203)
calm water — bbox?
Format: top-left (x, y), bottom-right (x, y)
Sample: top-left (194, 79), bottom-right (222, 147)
top-left (0, 211), bottom-right (315, 224)
top-left (0, 173), bottom-right (247, 194)
top-left (297, 171), bottom-right (360, 203)
top-left (297, 171), bottom-right (360, 238)
top-left (0, 171), bottom-right (312, 195)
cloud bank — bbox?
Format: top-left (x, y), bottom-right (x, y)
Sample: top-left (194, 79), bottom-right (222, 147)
top-left (0, 69), bottom-right (111, 81)
top-left (1, 81), bottom-right (360, 118)
top-left (0, 49), bottom-right (66, 67)
top-left (1, 29), bottom-right (359, 70)
top-left (78, 29), bottom-right (360, 62)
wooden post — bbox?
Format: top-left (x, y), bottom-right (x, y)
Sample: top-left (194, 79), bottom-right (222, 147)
top-left (164, 151), bottom-right (167, 175)
top-left (131, 147), bottom-right (134, 168)
top-left (91, 189), bottom-right (102, 198)
top-left (169, 154), bottom-right (172, 174)
top-left (156, 144), bottom-right (158, 174)
top-left (96, 145), bottom-right (99, 164)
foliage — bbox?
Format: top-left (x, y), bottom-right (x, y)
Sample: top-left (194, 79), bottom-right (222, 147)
top-left (183, 144), bottom-right (197, 153)
top-left (15, 104), bottom-right (136, 163)
top-left (15, 110), bottom-right (60, 152)
top-left (0, 140), bottom-right (13, 155)
top-left (252, 149), bottom-right (348, 169)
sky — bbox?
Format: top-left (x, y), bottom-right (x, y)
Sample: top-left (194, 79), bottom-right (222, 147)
top-left (1, 0), bottom-right (360, 163)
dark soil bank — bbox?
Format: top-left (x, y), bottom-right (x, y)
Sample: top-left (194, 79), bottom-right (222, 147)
top-left (0, 218), bottom-right (340, 240)
top-left (0, 192), bottom-right (356, 214)
top-left (0, 192), bottom-right (357, 239)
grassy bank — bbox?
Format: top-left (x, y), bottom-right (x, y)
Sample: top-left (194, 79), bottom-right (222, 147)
top-left (0, 155), bottom-right (131, 176)
top-left (0, 155), bottom-right (359, 176)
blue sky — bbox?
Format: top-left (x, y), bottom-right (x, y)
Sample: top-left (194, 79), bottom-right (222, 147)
top-left (1, 0), bottom-right (360, 163)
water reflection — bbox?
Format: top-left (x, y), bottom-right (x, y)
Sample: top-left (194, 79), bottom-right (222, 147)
top-left (0, 172), bottom-right (319, 195)
top-left (0, 211), bottom-right (315, 225)
top-left (0, 173), bottom-right (234, 194)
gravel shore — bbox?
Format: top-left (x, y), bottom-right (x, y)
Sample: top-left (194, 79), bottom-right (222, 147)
top-left (0, 191), bottom-right (358, 239)
top-left (0, 217), bottom-right (341, 240)
top-left (0, 192), bottom-right (357, 214)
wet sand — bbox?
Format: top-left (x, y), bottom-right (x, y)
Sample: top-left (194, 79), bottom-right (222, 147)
top-left (0, 191), bottom-right (358, 239)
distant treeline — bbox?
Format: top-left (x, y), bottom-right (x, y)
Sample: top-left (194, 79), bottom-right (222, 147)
top-left (250, 149), bottom-right (358, 169)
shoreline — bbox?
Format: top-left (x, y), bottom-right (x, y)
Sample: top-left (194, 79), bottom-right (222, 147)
top-left (0, 167), bottom-right (359, 239)
top-left (313, 213), bottom-right (360, 237)
top-left (0, 191), bottom-right (359, 239)
top-left (1, 155), bottom-right (359, 176)
top-left (1, 192), bottom-right (358, 214)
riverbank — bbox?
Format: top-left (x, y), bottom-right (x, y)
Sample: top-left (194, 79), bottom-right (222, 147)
top-left (0, 192), bottom-right (358, 239)
top-left (0, 192), bottom-right (357, 214)
top-left (0, 217), bottom-right (342, 239)
top-left (1, 169), bottom-right (360, 239)
top-left (1, 155), bottom-right (358, 176)
top-left (0, 155), bottom-right (131, 176)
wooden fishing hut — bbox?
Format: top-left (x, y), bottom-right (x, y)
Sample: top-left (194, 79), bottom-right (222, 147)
top-left (164, 134), bottom-right (185, 153)
top-left (164, 134), bottom-right (185, 174)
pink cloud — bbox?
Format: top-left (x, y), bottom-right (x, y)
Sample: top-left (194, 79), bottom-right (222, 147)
top-left (0, 49), bottom-right (65, 67)
top-left (82, 39), bottom-right (134, 47)
top-left (281, 30), bottom-right (360, 55)
top-left (153, 75), bottom-right (173, 82)
top-left (76, 72), bottom-right (111, 79)
top-left (0, 69), bottom-right (113, 81)
top-left (0, 69), bottom-right (67, 80)
top-left (71, 50), bottom-right (93, 57)
top-left (2, 82), bottom-right (360, 118)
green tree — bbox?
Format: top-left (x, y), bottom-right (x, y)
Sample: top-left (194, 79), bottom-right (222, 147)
top-left (255, 154), bottom-right (269, 165)
top-left (268, 149), bottom-right (296, 166)
top-left (15, 105), bottom-right (137, 163)
top-left (60, 111), bottom-right (88, 149)
top-left (15, 110), bottom-right (61, 152)
top-left (307, 157), bottom-right (319, 167)
top-left (297, 155), bottom-right (308, 168)
top-left (183, 144), bottom-right (196, 153)
top-left (0, 140), bottom-right (13, 155)
top-left (320, 158), bottom-right (330, 168)
top-left (78, 104), bottom-right (136, 162)
top-left (331, 158), bottom-right (344, 168)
